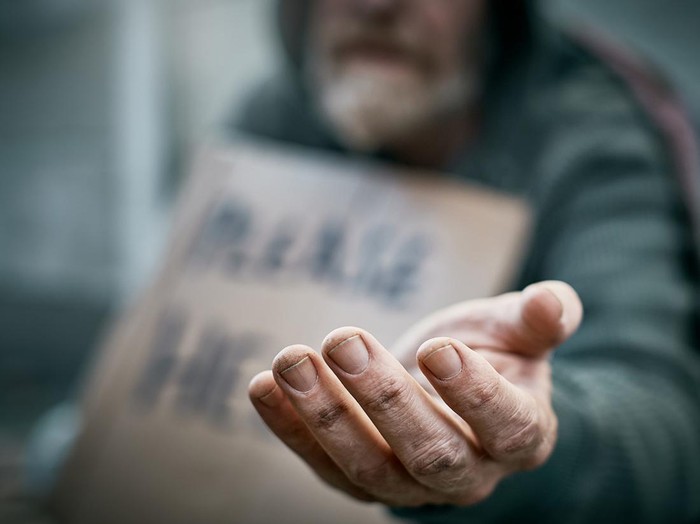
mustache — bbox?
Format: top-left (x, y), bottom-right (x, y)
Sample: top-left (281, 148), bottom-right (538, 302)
top-left (326, 22), bottom-right (431, 69)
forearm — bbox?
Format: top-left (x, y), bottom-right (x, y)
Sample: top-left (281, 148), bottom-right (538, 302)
top-left (549, 359), bottom-right (700, 522)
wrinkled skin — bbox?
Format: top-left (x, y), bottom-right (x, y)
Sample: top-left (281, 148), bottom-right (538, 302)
top-left (249, 281), bottom-right (583, 507)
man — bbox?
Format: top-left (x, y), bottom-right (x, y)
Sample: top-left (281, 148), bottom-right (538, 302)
top-left (238, 0), bottom-right (700, 522)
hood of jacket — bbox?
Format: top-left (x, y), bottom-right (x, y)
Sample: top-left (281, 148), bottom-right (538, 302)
top-left (274, 0), bottom-right (539, 83)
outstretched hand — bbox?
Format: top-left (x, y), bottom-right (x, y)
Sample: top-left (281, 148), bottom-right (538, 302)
top-left (248, 281), bottom-right (582, 507)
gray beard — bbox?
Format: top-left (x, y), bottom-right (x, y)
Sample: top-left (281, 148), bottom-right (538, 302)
top-left (309, 61), bottom-right (478, 152)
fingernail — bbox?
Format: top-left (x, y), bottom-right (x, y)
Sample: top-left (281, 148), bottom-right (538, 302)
top-left (526, 284), bottom-right (564, 320)
top-left (280, 356), bottom-right (318, 392)
top-left (328, 335), bottom-right (369, 375)
top-left (542, 287), bottom-right (565, 320)
top-left (421, 344), bottom-right (462, 379)
top-left (257, 385), bottom-right (282, 407)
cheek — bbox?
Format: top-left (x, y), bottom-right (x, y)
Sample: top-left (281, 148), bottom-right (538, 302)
top-left (309, 1), bottom-right (346, 56)
top-left (314, 0), bottom-right (354, 22)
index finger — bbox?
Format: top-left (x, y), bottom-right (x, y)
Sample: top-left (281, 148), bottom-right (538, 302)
top-left (321, 327), bottom-right (501, 499)
top-left (416, 336), bottom-right (557, 469)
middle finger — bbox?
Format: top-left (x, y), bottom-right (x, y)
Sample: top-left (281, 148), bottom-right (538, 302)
top-left (272, 344), bottom-right (431, 506)
top-left (321, 327), bottom-right (493, 495)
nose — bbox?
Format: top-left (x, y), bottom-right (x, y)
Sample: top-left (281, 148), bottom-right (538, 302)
top-left (353, 0), bottom-right (403, 19)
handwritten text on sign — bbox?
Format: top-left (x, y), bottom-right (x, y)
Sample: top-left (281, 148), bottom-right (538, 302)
top-left (185, 198), bottom-right (433, 307)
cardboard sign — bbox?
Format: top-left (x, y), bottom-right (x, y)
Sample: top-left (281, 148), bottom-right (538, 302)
top-left (51, 141), bottom-right (531, 524)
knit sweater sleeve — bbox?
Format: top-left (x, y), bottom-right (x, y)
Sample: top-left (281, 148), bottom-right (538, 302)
top-left (391, 72), bottom-right (700, 523)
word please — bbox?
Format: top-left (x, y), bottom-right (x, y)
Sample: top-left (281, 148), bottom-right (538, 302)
top-left (186, 198), bottom-right (433, 307)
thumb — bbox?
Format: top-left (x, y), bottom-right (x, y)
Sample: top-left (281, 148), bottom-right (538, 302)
top-left (513, 280), bottom-right (583, 356)
top-left (390, 280), bottom-right (583, 364)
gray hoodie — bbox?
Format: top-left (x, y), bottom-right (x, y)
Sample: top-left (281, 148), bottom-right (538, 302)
top-left (233, 2), bottom-right (700, 523)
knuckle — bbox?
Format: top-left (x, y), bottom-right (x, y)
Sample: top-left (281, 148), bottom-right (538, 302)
top-left (407, 440), bottom-right (468, 482)
top-left (363, 377), bottom-right (411, 414)
top-left (492, 417), bottom-right (541, 458)
top-left (309, 401), bottom-right (351, 431)
top-left (347, 459), bottom-right (391, 488)
top-left (465, 378), bottom-right (501, 410)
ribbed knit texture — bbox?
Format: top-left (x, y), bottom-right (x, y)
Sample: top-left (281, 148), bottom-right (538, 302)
top-left (233, 25), bottom-right (700, 524)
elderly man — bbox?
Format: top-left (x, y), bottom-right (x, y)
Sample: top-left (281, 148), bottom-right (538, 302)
top-left (241, 0), bottom-right (700, 523)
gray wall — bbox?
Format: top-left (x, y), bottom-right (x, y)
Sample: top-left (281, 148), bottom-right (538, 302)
top-left (0, 0), bottom-right (172, 433)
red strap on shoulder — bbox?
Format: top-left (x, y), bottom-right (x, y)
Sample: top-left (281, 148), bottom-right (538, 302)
top-left (571, 26), bottom-right (700, 254)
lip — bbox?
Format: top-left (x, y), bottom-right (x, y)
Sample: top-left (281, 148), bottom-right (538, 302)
top-left (335, 40), bottom-right (418, 68)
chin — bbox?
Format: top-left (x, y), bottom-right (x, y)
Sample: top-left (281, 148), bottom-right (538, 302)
top-left (317, 67), bottom-right (432, 150)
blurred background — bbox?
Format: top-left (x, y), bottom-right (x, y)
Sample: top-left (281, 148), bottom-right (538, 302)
top-left (0, 0), bottom-right (698, 519)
